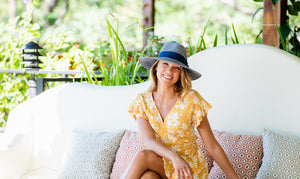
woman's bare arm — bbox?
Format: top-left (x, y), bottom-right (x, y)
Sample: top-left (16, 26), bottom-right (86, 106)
top-left (197, 116), bottom-right (239, 179)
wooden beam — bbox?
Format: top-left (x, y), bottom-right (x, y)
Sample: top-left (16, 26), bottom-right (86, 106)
top-left (142, 0), bottom-right (155, 48)
top-left (263, 0), bottom-right (288, 47)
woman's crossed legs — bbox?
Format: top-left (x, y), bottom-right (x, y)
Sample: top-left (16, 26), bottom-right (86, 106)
top-left (122, 149), bottom-right (168, 179)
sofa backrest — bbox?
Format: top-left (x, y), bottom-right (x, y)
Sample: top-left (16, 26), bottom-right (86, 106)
top-left (189, 44), bottom-right (300, 137)
top-left (5, 81), bottom-right (151, 171)
top-left (32, 81), bottom-right (150, 132)
top-left (5, 43), bottom-right (300, 172)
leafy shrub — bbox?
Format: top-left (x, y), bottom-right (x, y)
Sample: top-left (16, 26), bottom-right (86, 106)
top-left (0, 4), bottom-right (40, 127)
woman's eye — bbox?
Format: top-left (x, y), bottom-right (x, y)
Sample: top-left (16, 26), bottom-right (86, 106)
top-left (174, 67), bottom-right (181, 70)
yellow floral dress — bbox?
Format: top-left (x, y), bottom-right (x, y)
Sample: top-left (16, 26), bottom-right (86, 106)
top-left (128, 90), bottom-right (212, 179)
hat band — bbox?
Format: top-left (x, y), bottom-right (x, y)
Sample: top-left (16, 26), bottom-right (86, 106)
top-left (158, 51), bottom-right (188, 66)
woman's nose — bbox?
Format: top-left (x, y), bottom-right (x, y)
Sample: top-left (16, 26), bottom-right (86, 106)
top-left (165, 67), bottom-right (173, 73)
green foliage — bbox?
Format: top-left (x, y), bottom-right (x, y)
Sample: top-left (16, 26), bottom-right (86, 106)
top-left (0, 4), bottom-right (40, 127)
top-left (79, 16), bottom-right (153, 86)
top-left (80, 54), bottom-right (98, 85)
top-left (187, 21), bottom-right (244, 56)
top-left (225, 28), bottom-right (229, 45)
top-left (231, 24), bottom-right (240, 44)
top-left (0, 2), bottom-right (86, 127)
top-left (277, 0), bottom-right (300, 57)
top-left (287, 0), bottom-right (300, 15)
top-left (213, 34), bottom-right (218, 47)
top-left (1, 0), bottom-right (263, 48)
top-left (272, 0), bottom-right (280, 5)
top-left (277, 24), bottom-right (287, 51)
top-left (252, 0), bottom-right (300, 57)
top-left (278, 25), bottom-right (300, 57)
top-left (186, 20), bottom-right (209, 56)
top-left (1, 0), bottom-right (298, 128)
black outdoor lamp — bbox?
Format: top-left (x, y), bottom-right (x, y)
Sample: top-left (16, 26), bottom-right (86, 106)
top-left (21, 41), bottom-right (43, 73)
top-left (21, 41), bottom-right (43, 98)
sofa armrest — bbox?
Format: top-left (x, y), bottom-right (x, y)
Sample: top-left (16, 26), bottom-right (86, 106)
top-left (0, 133), bottom-right (32, 179)
top-left (0, 134), bottom-right (23, 150)
top-left (0, 100), bottom-right (34, 178)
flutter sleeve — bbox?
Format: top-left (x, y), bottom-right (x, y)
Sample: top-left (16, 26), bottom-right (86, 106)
top-left (128, 94), bottom-right (148, 121)
top-left (191, 91), bottom-right (212, 127)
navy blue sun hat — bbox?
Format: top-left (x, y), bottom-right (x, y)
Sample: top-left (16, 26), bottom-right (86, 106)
top-left (138, 42), bottom-right (201, 80)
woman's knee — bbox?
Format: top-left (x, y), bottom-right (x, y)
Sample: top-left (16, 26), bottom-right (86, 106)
top-left (135, 149), bottom-right (157, 161)
top-left (134, 149), bottom-right (166, 177)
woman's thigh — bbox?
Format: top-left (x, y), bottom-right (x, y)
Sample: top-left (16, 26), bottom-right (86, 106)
top-left (138, 149), bottom-right (168, 179)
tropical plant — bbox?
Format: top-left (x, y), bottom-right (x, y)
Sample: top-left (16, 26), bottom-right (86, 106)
top-left (277, 0), bottom-right (300, 57)
top-left (187, 21), bottom-right (243, 56)
top-left (0, 3), bottom-right (40, 127)
top-left (1, 0), bottom-right (263, 49)
top-left (1, 0), bottom-right (286, 129)
top-left (0, 1), bottom-right (83, 128)
top-left (79, 15), bottom-right (161, 86)
top-left (80, 17), bottom-right (247, 87)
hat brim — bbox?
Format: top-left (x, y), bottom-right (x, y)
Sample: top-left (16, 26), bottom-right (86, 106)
top-left (139, 57), bottom-right (201, 80)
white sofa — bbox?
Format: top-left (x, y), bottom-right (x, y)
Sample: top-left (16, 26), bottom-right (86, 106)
top-left (1, 44), bottom-right (300, 179)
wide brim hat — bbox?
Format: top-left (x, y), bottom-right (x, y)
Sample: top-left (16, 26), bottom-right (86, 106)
top-left (139, 42), bottom-right (201, 80)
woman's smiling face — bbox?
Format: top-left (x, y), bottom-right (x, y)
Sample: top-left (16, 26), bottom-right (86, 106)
top-left (155, 60), bottom-right (182, 87)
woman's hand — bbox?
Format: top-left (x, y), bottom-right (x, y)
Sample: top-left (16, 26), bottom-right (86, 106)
top-left (136, 117), bottom-right (194, 178)
top-left (171, 153), bottom-right (193, 179)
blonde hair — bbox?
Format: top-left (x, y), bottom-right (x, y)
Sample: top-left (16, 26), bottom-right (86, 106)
top-left (148, 60), bottom-right (192, 100)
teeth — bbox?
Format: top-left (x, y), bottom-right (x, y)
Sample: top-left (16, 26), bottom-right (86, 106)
top-left (163, 74), bottom-right (172, 79)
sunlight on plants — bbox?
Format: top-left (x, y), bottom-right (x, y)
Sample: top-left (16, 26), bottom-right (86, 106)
top-left (0, 0), bottom-right (299, 128)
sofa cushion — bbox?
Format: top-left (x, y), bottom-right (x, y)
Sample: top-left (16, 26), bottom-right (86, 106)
top-left (110, 131), bottom-right (145, 179)
top-left (256, 129), bottom-right (300, 179)
top-left (209, 131), bottom-right (263, 179)
top-left (196, 135), bottom-right (214, 171)
top-left (58, 130), bottom-right (124, 179)
top-left (110, 130), bottom-right (213, 178)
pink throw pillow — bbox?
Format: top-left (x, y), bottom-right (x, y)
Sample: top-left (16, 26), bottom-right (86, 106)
top-left (110, 131), bottom-right (145, 179)
top-left (110, 130), bottom-right (214, 178)
top-left (209, 131), bottom-right (263, 179)
top-left (196, 136), bottom-right (214, 172)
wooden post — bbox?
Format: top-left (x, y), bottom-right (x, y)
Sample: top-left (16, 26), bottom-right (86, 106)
top-left (263, 0), bottom-right (288, 47)
top-left (142, 0), bottom-right (155, 48)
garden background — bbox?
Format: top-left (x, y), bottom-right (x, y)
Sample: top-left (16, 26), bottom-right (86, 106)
top-left (0, 0), bottom-right (299, 128)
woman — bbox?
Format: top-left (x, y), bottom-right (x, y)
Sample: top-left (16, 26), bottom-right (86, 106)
top-left (124, 42), bottom-right (239, 179)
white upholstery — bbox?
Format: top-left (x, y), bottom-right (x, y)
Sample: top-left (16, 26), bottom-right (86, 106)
top-left (1, 81), bottom-right (150, 179)
top-left (190, 44), bottom-right (300, 136)
top-left (0, 44), bottom-right (299, 178)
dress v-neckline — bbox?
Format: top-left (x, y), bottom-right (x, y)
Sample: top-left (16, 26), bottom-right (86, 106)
top-left (150, 92), bottom-right (179, 122)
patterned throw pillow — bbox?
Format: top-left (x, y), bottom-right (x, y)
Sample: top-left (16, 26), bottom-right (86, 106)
top-left (110, 130), bottom-right (214, 178)
top-left (196, 136), bottom-right (214, 172)
top-left (256, 129), bottom-right (300, 179)
top-left (58, 130), bottom-right (125, 179)
top-left (110, 131), bottom-right (145, 179)
top-left (209, 131), bottom-right (263, 179)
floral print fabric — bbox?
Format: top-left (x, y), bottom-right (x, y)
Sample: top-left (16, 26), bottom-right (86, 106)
top-left (128, 90), bottom-right (212, 178)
